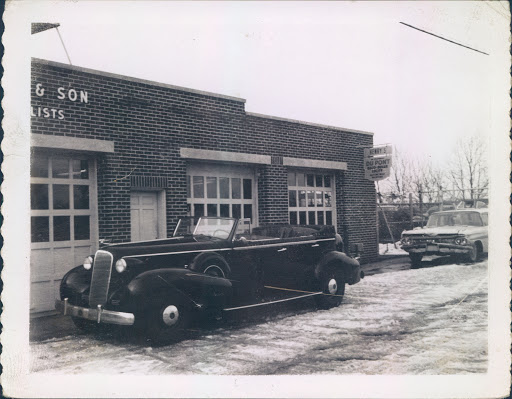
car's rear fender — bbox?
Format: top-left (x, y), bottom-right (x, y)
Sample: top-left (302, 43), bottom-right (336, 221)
top-left (315, 251), bottom-right (362, 285)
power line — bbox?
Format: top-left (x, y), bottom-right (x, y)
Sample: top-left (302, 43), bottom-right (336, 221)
top-left (399, 22), bottom-right (489, 56)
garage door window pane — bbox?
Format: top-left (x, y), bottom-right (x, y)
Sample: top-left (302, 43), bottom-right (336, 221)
top-left (207, 204), bottom-right (218, 216)
top-left (207, 177), bottom-right (217, 198)
top-left (307, 191), bottom-right (315, 207)
top-left (306, 174), bottom-right (315, 187)
top-left (52, 158), bottom-right (69, 179)
top-left (315, 175), bottom-right (323, 187)
top-left (243, 179), bottom-right (252, 199)
top-left (326, 211), bottom-right (333, 225)
top-left (73, 185), bottom-right (90, 209)
top-left (72, 159), bottom-right (89, 179)
top-left (53, 184), bottom-right (70, 209)
top-left (31, 155), bottom-right (49, 178)
top-left (194, 204), bottom-right (205, 217)
top-left (220, 204), bottom-right (230, 217)
top-left (219, 177), bottom-right (229, 199)
top-left (297, 173), bottom-right (305, 186)
top-left (316, 191), bottom-right (323, 206)
top-left (317, 211), bottom-right (324, 225)
top-left (299, 190), bottom-right (306, 207)
top-left (232, 204), bottom-right (241, 219)
top-left (325, 192), bottom-right (332, 207)
top-left (54, 216), bottom-right (70, 241)
top-left (31, 184), bottom-right (49, 210)
top-left (289, 212), bottom-right (297, 225)
top-left (289, 190), bottom-right (297, 207)
top-left (193, 176), bottom-right (204, 198)
top-left (308, 211), bottom-right (316, 225)
top-left (288, 172), bottom-right (296, 186)
top-left (299, 211), bottom-right (306, 225)
top-left (31, 216), bottom-right (49, 242)
top-left (243, 204), bottom-right (253, 222)
top-left (231, 178), bottom-right (241, 199)
top-left (74, 216), bottom-right (90, 240)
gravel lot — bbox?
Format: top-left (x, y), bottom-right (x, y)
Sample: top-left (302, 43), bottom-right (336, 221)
top-left (30, 259), bottom-right (488, 375)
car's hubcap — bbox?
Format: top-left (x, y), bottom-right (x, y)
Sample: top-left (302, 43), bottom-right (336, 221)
top-left (327, 278), bottom-right (338, 295)
top-left (162, 305), bottom-right (179, 326)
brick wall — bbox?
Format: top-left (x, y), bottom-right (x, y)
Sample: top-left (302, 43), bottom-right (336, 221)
top-left (31, 59), bottom-right (377, 262)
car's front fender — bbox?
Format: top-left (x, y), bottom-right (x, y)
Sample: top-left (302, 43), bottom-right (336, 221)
top-left (125, 268), bottom-right (233, 312)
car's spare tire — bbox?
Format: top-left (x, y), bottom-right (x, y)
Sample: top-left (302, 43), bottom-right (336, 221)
top-left (190, 253), bottom-right (231, 278)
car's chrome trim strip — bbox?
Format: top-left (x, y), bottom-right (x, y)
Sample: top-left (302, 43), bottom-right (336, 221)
top-left (122, 238), bottom-right (335, 258)
top-left (123, 248), bottom-right (232, 258)
top-left (223, 292), bottom-right (322, 311)
top-left (233, 238), bottom-right (335, 251)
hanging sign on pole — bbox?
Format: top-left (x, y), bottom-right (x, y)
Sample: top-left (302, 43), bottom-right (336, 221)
top-left (364, 145), bottom-right (393, 181)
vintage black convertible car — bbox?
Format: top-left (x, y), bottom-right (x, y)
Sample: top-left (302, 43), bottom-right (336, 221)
top-left (56, 217), bottom-right (363, 342)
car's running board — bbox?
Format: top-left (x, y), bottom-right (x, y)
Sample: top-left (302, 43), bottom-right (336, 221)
top-left (223, 292), bottom-right (322, 312)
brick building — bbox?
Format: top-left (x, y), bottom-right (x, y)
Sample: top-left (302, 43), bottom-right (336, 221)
top-left (30, 58), bottom-right (377, 313)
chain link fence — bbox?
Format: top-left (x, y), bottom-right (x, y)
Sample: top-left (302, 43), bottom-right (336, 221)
top-left (377, 188), bottom-right (488, 244)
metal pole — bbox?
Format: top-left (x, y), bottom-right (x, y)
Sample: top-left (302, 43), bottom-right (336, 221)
top-left (409, 192), bottom-right (413, 229)
top-left (56, 27), bottom-right (72, 65)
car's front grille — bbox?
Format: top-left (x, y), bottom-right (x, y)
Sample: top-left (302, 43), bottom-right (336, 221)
top-left (89, 250), bottom-right (113, 308)
top-left (410, 235), bottom-right (457, 244)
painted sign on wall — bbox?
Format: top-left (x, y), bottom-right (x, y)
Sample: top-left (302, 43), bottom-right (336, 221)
top-left (31, 82), bottom-right (89, 120)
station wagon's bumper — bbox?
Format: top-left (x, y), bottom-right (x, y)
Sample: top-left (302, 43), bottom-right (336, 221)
top-left (55, 298), bottom-right (135, 326)
top-left (402, 243), bottom-right (473, 256)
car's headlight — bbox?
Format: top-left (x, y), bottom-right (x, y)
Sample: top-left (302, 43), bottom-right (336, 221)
top-left (83, 256), bottom-right (94, 270)
top-left (454, 237), bottom-right (467, 245)
top-left (401, 236), bottom-right (412, 245)
top-left (115, 258), bottom-right (127, 273)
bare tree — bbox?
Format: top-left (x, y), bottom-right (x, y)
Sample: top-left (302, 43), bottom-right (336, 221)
top-left (447, 136), bottom-right (488, 200)
top-left (381, 148), bottom-right (411, 204)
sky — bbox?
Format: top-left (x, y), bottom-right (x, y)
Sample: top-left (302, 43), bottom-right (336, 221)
top-left (16, 1), bottom-right (512, 166)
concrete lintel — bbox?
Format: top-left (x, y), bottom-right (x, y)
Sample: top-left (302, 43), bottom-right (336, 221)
top-left (31, 134), bottom-right (115, 153)
top-left (180, 148), bottom-right (271, 165)
top-left (283, 157), bottom-right (348, 171)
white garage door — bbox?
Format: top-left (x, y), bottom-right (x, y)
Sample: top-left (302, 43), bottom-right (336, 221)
top-left (186, 163), bottom-right (257, 226)
top-left (30, 153), bottom-right (98, 313)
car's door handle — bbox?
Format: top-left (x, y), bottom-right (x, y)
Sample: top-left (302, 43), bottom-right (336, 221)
top-left (277, 247), bottom-right (287, 252)
top-left (311, 244), bottom-right (320, 247)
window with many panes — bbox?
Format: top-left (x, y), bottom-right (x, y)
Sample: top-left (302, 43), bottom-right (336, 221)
top-left (30, 154), bottom-right (94, 243)
top-left (186, 167), bottom-right (256, 224)
top-left (288, 171), bottom-right (335, 226)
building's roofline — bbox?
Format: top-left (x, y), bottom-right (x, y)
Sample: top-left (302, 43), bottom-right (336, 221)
top-left (32, 58), bottom-right (374, 136)
top-left (31, 58), bottom-right (247, 103)
top-left (246, 112), bottom-right (374, 136)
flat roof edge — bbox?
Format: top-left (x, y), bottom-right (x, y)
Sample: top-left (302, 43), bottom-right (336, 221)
top-left (31, 58), bottom-right (247, 103)
top-left (246, 112), bottom-right (374, 136)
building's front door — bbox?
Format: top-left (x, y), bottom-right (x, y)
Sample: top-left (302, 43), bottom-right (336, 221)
top-left (130, 191), bottom-right (159, 241)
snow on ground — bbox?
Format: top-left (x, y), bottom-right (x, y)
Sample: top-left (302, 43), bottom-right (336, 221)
top-left (379, 242), bottom-right (408, 255)
top-left (30, 260), bottom-right (488, 375)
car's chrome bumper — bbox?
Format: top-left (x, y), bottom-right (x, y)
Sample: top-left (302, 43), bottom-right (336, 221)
top-left (403, 243), bottom-right (472, 255)
top-left (55, 298), bottom-right (135, 326)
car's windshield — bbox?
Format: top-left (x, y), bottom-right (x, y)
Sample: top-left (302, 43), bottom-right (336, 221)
top-left (193, 217), bottom-right (236, 239)
top-left (426, 211), bottom-right (483, 228)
